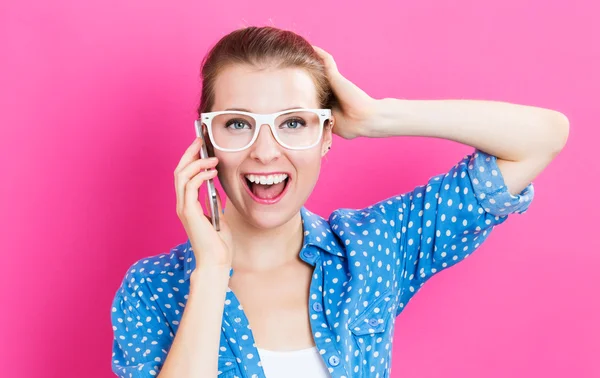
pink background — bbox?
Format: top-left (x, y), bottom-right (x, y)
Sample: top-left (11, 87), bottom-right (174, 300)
top-left (2, 0), bottom-right (598, 377)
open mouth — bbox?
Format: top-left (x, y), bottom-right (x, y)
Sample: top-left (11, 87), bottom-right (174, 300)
top-left (242, 173), bottom-right (291, 204)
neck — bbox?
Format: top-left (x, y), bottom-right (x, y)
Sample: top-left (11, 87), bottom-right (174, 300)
top-left (223, 201), bottom-right (304, 272)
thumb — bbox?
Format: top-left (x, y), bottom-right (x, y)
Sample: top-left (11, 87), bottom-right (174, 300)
top-left (215, 189), bottom-right (227, 220)
top-left (214, 189), bottom-right (231, 236)
top-left (203, 189), bottom-right (213, 223)
top-left (203, 186), bottom-right (228, 230)
top-left (203, 189), bottom-right (223, 221)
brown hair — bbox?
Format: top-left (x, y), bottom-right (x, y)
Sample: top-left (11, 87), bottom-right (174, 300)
top-left (196, 26), bottom-right (338, 116)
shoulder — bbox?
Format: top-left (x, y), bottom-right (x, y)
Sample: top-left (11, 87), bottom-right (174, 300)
top-left (114, 239), bottom-right (190, 299)
top-left (328, 204), bottom-right (398, 266)
top-left (329, 201), bottom-right (398, 240)
top-left (326, 206), bottom-right (399, 302)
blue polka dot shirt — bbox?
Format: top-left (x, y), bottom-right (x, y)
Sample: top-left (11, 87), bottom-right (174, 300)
top-left (111, 149), bottom-right (534, 378)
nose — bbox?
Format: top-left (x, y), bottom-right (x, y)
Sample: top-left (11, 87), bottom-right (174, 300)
top-left (249, 123), bottom-right (281, 164)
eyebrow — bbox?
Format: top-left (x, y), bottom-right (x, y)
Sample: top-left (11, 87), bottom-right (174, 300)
top-left (224, 106), bottom-right (305, 112)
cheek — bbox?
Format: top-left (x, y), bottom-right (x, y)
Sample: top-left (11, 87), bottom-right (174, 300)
top-left (214, 155), bottom-right (241, 184)
top-left (217, 164), bottom-right (235, 180)
top-left (215, 163), bottom-right (239, 200)
top-left (291, 152), bottom-right (323, 177)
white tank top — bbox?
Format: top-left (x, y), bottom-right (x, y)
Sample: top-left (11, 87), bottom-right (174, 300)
top-left (257, 346), bottom-right (331, 378)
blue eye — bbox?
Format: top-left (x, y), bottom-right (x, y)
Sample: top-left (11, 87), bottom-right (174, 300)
top-left (225, 119), bottom-right (251, 130)
top-left (283, 118), bottom-right (306, 129)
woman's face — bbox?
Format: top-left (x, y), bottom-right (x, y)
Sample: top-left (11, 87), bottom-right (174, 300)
top-left (209, 64), bottom-right (333, 230)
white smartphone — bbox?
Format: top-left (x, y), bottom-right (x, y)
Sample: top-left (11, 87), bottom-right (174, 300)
top-left (194, 120), bottom-right (220, 231)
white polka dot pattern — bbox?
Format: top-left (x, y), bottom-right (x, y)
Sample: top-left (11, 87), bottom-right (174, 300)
top-left (110, 149), bottom-right (534, 377)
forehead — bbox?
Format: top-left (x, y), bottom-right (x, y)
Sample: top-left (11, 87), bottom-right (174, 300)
top-left (212, 64), bottom-right (319, 113)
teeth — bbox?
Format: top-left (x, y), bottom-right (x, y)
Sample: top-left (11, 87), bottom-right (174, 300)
top-left (245, 173), bottom-right (288, 185)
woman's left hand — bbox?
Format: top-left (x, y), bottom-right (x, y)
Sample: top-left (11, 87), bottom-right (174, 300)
top-left (312, 45), bottom-right (379, 140)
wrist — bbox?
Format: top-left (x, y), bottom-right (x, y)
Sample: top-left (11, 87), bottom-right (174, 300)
top-left (189, 266), bottom-right (231, 286)
top-left (366, 97), bottom-right (408, 138)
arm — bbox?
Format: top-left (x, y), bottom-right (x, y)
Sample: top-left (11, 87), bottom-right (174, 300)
top-left (157, 267), bottom-right (230, 378)
top-left (371, 149), bottom-right (535, 316)
top-left (111, 266), bottom-right (230, 378)
top-left (111, 271), bottom-right (173, 377)
top-left (311, 44), bottom-right (567, 316)
top-left (365, 98), bottom-right (569, 195)
top-left (361, 100), bottom-right (563, 315)
top-left (312, 45), bottom-right (569, 193)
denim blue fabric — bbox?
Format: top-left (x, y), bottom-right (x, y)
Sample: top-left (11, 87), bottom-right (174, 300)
top-left (111, 149), bottom-right (534, 378)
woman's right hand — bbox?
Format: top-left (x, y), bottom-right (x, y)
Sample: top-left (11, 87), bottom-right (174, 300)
top-left (174, 137), bottom-right (233, 270)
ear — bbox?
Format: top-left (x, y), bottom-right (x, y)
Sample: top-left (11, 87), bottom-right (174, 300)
top-left (321, 116), bottom-right (334, 157)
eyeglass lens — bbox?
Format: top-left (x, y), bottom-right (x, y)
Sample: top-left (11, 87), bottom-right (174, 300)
top-left (210, 111), bottom-right (323, 149)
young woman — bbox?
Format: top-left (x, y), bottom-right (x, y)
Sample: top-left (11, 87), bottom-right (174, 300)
top-left (110, 26), bottom-right (568, 378)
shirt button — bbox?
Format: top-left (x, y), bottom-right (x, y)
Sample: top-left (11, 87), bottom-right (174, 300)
top-left (303, 250), bottom-right (315, 259)
top-left (312, 302), bottom-right (323, 312)
top-left (368, 318), bottom-right (380, 327)
top-left (328, 355), bottom-right (340, 366)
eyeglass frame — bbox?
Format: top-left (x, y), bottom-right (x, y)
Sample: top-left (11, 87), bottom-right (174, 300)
top-left (194, 108), bottom-right (333, 152)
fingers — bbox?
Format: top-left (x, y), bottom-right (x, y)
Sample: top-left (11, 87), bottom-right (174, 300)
top-left (312, 45), bottom-right (355, 97)
top-left (183, 169), bottom-right (218, 216)
top-left (174, 138), bottom-right (219, 215)
top-left (312, 46), bottom-right (373, 106)
top-left (176, 159), bottom-right (219, 215)
top-left (312, 45), bottom-right (338, 73)
top-left (174, 137), bottom-right (203, 207)
top-left (175, 137), bottom-right (202, 174)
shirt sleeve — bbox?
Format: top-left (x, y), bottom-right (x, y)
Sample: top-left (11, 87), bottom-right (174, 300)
top-left (372, 149), bottom-right (534, 316)
top-left (110, 268), bottom-right (173, 377)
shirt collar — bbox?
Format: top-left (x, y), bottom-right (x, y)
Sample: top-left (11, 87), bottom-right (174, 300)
top-left (299, 206), bottom-right (345, 257)
top-left (183, 206), bottom-right (344, 281)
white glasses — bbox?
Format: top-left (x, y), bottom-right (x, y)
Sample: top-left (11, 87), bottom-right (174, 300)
top-left (194, 108), bottom-right (333, 152)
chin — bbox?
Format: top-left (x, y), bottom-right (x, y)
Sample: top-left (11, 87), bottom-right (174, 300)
top-left (243, 206), bottom-right (299, 230)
